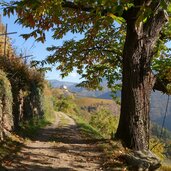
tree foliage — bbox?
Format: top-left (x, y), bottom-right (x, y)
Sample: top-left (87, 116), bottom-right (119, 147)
top-left (1, 0), bottom-right (171, 91)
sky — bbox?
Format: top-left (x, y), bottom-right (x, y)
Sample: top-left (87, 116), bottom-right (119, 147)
top-left (0, 9), bottom-right (83, 83)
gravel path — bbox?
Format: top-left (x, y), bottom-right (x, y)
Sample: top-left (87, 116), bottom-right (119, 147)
top-left (2, 112), bottom-right (105, 171)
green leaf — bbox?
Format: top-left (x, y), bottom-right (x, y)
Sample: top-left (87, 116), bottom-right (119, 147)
top-left (161, 0), bottom-right (168, 10)
top-left (107, 13), bottom-right (125, 23)
top-left (167, 3), bottom-right (171, 13)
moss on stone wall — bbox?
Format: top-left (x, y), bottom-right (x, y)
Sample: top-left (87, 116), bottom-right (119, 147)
top-left (0, 57), bottom-right (54, 134)
top-left (0, 70), bottom-right (13, 140)
top-left (0, 57), bottom-right (45, 130)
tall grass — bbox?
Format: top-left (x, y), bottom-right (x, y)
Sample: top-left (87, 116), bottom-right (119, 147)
top-left (42, 83), bottom-right (55, 123)
top-left (69, 113), bottom-right (103, 139)
top-left (89, 109), bottom-right (119, 138)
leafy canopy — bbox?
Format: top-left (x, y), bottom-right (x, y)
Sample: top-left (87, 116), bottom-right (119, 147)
top-left (2, 0), bottom-right (171, 91)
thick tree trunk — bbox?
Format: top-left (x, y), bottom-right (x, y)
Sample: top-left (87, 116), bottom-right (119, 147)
top-left (115, 10), bottom-right (168, 150)
top-left (115, 25), bottom-right (154, 150)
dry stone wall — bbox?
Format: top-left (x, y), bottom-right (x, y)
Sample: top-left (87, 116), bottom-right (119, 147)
top-left (0, 70), bottom-right (13, 141)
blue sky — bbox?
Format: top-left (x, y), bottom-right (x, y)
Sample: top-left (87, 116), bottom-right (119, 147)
top-left (0, 10), bottom-right (83, 83)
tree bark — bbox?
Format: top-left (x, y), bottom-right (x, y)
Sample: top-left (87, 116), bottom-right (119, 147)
top-left (115, 9), bottom-right (168, 150)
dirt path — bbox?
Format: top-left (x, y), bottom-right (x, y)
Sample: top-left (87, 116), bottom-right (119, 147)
top-left (2, 112), bottom-right (106, 171)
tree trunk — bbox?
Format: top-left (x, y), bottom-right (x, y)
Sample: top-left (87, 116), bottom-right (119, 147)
top-left (115, 10), bottom-right (168, 150)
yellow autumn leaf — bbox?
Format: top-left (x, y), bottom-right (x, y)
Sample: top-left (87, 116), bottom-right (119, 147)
top-left (107, 13), bottom-right (124, 23)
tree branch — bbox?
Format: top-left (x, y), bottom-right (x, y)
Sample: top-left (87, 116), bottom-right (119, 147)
top-left (61, 0), bottom-right (94, 12)
top-left (61, 0), bottom-right (109, 16)
top-left (83, 46), bottom-right (122, 63)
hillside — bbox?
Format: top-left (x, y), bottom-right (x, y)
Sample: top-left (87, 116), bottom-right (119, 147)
top-left (150, 91), bottom-right (171, 130)
top-left (75, 96), bottom-right (120, 115)
top-left (49, 80), bottom-right (171, 131)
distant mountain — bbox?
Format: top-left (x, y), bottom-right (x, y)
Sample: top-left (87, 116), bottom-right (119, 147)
top-left (150, 91), bottom-right (171, 131)
top-left (48, 80), bottom-right (77, 88)
top-left (48, 79), bottom-right (171, 131)
top-left (48, 79), bottom-right (113, 99)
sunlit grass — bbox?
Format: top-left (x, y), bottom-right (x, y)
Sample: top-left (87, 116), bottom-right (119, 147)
top-left (68, 113), bottom-right (103, 139)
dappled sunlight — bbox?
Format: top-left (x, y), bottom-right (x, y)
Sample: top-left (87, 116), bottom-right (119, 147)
top-left (2, 112), bottom-right (121, 171)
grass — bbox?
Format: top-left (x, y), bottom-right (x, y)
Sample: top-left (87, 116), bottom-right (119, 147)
top-left (17, 118), bottom-right (50, 139)
top-left (59, 114), bottom-right (70, 126)
top-left (17, 108), bottom-right (56, 139)
top-left (67, 112), bottom-right (129, 169)
top-left (68, 113), bottom-right (103, 139)
top-left (71, 112), bottom-right (128, 170)
top-left (89, 109), bottom-right (119, 138)
top-left (77, 121), bottom-right (103, 139)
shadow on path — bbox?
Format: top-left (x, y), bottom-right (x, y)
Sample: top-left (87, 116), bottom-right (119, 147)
top-left (2, 112), bottom-right (114, 171)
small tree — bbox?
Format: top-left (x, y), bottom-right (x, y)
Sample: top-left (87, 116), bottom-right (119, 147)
top-left (2, 0), bottom-right (171, 151)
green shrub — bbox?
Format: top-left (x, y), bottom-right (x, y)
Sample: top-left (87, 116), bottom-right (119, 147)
top-left (54, 95), bottom-right (77, 113)
top-left (89, 108), bottom-right (119, 138)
